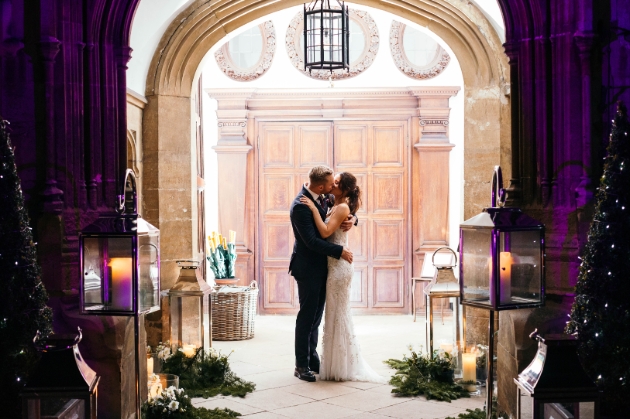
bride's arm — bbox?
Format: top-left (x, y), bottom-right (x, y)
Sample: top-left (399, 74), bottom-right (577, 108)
top-left (298, 197), bottom-right (350, 238)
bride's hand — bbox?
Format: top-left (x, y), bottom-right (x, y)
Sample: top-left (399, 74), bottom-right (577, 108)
top-left (299, 196), bottom-right (317, 212)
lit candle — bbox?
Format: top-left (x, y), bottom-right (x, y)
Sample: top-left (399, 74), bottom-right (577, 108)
top-left (109, 258), bottom-right (133, 310)
top-left (229, 230), bottom-right (236, 244)
top-left (148, 380), bottom-right (162, 399)
top-left (182, 344), bottom-right (196, 357)
top-left (499, 252), bottom-right (512, 304)
top-left (439, 343), bottom-right (453, 354)
top-left (147, 356), bottom-right (154, 376)
top-left (462, 353), bottom-right (477, 382)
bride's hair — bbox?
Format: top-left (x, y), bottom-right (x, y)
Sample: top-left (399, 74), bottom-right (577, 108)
top-left (337, 172), bottom-right (361, 214)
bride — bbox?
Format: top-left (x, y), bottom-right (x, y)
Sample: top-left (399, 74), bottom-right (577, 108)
top-left (300, 172), bottom-right (386, 383)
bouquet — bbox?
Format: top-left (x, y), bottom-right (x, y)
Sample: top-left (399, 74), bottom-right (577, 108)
top-left (207, 231), bottom-right (237, 279)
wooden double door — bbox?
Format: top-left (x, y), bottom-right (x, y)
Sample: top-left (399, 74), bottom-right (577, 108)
top-left (258, 120), bottom-right (411, 314)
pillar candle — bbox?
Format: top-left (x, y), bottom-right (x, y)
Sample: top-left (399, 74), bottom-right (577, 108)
top-left (462, 353), bottom-right (477, 382)
top-left (182, 344), bottom-right (196, 357)
top-left (499, 252), bottom-right (512, 304)
top-left (147, 357), bottom-right (154, 376)
top-left (109, 258), bottom-right (133, 310)
top-left (440, 343), bottom-right (453, 354)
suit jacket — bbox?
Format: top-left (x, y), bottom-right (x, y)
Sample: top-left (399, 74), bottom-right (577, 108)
top-left (288, 186), bottom-right (343, 279)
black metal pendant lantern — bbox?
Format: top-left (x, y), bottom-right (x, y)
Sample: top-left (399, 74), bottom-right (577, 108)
top-left (304, 0), bottom-right (349, 72)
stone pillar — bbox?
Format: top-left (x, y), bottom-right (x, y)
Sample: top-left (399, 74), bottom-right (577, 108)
top-left (210, 91), bottom-right (254, 284)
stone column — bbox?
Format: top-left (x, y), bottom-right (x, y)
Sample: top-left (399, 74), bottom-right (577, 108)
top-left (210, 91), bottom-right (254, 284)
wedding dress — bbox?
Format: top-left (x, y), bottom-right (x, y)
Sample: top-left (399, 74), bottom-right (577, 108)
top-left (319, 224), bottom-right (387, 383)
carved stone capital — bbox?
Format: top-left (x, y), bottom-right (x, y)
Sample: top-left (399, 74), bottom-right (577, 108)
top-left (37, 36), bottom-right (61, 62)
top-left (216, 120), bottom-right (248, 143)
top-left (503, 41), bottom-right (519, 64)
top-left (574, 31), bottom-right (596, 61)
top-left (115, 46), bottom-right (133, 68)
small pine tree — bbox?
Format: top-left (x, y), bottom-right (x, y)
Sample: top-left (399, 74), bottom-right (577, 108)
top-left (566, 102), bottom-right (630, 414)
top-left (0, 118), bottom-right (53, 418)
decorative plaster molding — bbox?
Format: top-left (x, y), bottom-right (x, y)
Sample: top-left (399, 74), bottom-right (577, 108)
top-left (214, 21), bottom-right (276, 82)
top-left (217, 121), bottom-right (247, 127)
top-left (420, 119), bottom-right (449, 126)
top-left (389, 21), bottom-right (450, 80)
top-left (286, 9), bottom-right (379, 81)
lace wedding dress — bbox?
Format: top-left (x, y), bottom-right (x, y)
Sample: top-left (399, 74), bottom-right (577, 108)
top-left (319, 225), bottom-right (387, 383)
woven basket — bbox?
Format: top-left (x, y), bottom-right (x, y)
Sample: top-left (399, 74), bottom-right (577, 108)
top-left (211, 281), bottom-right (258, 341)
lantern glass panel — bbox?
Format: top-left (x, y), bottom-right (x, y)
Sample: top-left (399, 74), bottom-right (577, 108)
top-left (82, 236), bottom-right (134, 312)
top-left (138, 232), bottom-right (160, 313)
top-left (460, 228), bottom-right (492, 305)
top-left (170, 295), bottom-right (202, 350)
top-left (540, 402), bottom-right (594, 419)
top-left (498, 230), bottom-right (543, 307)
top-left (26, 398), bottom-right (86, 419)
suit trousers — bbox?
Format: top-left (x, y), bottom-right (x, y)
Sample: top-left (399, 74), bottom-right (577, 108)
top-left (294, 272), bottom-right (327, 369)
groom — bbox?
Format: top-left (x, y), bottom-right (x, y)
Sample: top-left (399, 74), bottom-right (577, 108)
top-left (289, 165), bottom-right (354, 382)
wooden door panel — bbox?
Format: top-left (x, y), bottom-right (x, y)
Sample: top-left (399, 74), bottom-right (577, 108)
top-left (334, 125), bottom-right (368, 167)
top-left (299, 126), bottom-right (332, 167)
top-left (262, 127), bottom-right (294, 168)
top-left (373, 174), bottom-right (404, 214)
top-left (264, 269), bottom-right (296, 308)
top-left (347, 219), bottom-right (368, 262)
top-left (352, 173), bottom-right (368, 215)
top-left (264, 223), bottom-right (293, 261)
top-left (372, 267), bottom-right (404, 307)
top-left (263, 174), bottom-right (294, 214)
top-left (373, 125), bottom-right (404, 167)
top-left (372, 220), bottom-right (404, 260)
top-left (350, 267), bottom-right (368, 307)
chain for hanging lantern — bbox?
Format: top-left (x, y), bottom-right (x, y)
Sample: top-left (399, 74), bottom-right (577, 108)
top-left (303, 0), bottom-right (349, 73)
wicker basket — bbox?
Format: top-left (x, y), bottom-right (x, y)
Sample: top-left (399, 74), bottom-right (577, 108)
top-left (211, 281), bottom-right (258, 341)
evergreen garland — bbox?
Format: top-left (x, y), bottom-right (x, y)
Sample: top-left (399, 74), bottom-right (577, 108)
top-left (566, 102), bottom-right (630, 414)
top-left (384, 348), bottom-right (469, 401)
top-left (161, 349), bottom-right (255, 399)
top-left (0, 118), bottom-right (53, 418)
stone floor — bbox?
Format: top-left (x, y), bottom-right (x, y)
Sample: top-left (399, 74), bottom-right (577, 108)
top-left (192, 314), bottom-right (485, 419)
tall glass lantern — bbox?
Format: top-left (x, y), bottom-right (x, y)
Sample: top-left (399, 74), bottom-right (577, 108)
top-left (21, 328), bottom-right (99, 419)
top-left (304, 0), bottom-right (349, 72)
top-left (79, 171), bottom-right (160, 315)
top-left (459, 167), bottom-right (545, 311)
top-left (168, 260), bottom-right (212, 354)
top-left (515, 331), bottom-right (600, 419)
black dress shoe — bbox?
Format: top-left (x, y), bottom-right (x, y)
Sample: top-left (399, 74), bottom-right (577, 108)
top-left (309, 365), bottom-right (320, 374)
top-left (294, 367), bottom-right (316, 382)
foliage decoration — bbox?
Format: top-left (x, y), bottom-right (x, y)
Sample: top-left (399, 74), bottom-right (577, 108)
top-left (0, 117), bottom-right (53, 419)
top-left (566, 101), bottom-right (630, 415)
top-left (142, 385), bottom-right (241, 419)
top-left (445, 407), bottom-right (508, 419)
top-left (161, 348), bottom-right (255, 398)
top-left (384, 347), bottom-right (469, 401)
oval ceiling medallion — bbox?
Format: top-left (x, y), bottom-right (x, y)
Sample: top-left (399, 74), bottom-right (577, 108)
top-left (214, 21), bottom-right (276, 82)
top-left (286, 9), bottom-right (379, 80)
top-left (390, 21), bottom-right (450, 79)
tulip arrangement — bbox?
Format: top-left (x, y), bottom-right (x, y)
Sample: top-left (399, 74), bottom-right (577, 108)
top-left (206, 231), bottom-right (237, 279)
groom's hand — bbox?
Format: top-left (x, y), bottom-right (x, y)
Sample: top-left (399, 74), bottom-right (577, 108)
top-left (340, 214), bottom-right (356, 232)
top-left (341, 247), bottom-right (353, 263)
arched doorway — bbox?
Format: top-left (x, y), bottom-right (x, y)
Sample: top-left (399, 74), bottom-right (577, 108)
top-left (137, 0), bottom-right (510, 301)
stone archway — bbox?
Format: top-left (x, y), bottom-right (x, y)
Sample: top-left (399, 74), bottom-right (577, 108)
top-left (141, 0), bottom-right (510, 293)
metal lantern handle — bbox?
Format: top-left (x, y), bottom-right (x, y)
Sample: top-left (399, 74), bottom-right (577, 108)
top-left (491, 165), bottom-right (507, 208)
top-left (117, 168), bottom-right (138, 214)
top-left (431, 246), bottom-right (457, 268)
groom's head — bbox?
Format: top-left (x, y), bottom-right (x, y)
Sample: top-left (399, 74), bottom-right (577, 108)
top-left (308, 165), bottom-right (334, 194)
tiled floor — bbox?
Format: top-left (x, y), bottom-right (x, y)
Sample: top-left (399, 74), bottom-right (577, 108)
top-left (192, 315), bottom-right (485, 418)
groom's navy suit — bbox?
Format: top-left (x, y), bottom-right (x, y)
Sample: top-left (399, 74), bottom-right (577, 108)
top-left (289, 186), bottom-right (343, 369)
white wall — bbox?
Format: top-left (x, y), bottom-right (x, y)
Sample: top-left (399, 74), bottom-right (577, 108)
top-left (202, 4), bottom-right (466, 252)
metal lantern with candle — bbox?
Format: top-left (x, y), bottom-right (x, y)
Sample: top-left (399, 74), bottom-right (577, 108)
top-left (303, 0), bottom-right (349, 73)
top-left (167, 260), bottom-right (213, 354)
top-left (514, 330), bottom-right (600, 419)
top-left (78, 169), bottom-right (159, 418)
top-left (459, 166), bottom-right (545, 418)
top-left (423, 248), bottom-right (463, 364)
top-left (21, 328), bottom-right (99, 419)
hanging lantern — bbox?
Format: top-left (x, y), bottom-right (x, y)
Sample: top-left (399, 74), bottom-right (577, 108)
top-left (79, 170), bottom-right (160, 316)
top-left (21, 328), bottom-right (99, 419)
top-left (514, 330), bottom-right (600, 419)
top-left (168, 260), bottom-right (213, 354)
top-left (459, 166), bottom-right (545, 311)
top-left (303, 0), bottom-right (349, 72)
